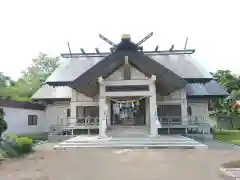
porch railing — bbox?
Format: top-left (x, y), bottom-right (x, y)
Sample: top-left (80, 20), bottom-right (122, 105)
top-left (158, 116), bottom-right (208, 126)
top-left (50, 117), bottom-right (99, 136)
top-left (75, 116), bottom-right (99, 126)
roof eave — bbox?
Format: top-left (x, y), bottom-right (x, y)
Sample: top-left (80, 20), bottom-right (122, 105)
top-left (46, 81), bottom-right (72, 87)
top-left (185, 78), bottom-right (213, 83)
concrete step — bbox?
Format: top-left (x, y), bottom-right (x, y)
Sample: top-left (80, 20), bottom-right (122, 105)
top-left (65, 136), bottom-right (194, 142)
top-left (54, 143), bottom-right (207, 149)
top-left (53, 135), bottom-right (208, 149)
top-left (58, 141), bottom-right (203, 147)
top-left (65, 139), bottom-right (197, 143)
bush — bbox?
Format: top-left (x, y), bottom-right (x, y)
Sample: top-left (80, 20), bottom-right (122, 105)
top-left (0, 142), bottom-right (18, 157)
top-left (1, 134), bottom-right (33, 156)
top-left (0, 108), bottom-right (7, 139)
top-left (13, 137), bottom-right (33, 154)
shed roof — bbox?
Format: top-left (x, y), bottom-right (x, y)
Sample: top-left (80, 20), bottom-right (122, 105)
top-left (185, 80), bottom-right (229, 97)
top-left (31, 84), bottom-right (72, 100)
top-left (0, 99), bottom-right (45, 110)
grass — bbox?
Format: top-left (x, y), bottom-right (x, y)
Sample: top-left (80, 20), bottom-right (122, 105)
top-left (214, 129), bottom-right (240, 145)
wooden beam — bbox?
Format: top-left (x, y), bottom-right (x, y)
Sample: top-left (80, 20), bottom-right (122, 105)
top-left (105, 91), bottom-right (151, 97)
top-left (80, 48), bottom-right (85, 54)
top-left (60, 49), bottom-right (196, 58)
top-left (95, 48), bottom-right (100, 54)
top-left (103, 80), bottom-right (151, 86)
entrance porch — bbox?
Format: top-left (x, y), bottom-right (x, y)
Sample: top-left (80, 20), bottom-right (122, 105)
top-left (98, 75), bottom-right (160, 137)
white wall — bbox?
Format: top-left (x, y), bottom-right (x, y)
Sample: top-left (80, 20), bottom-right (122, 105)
top-left (2, 107), bottom-right (46, 136)
top-left (157, 89), bottom-right (188, 122)
top-left (188, 101), bottom-right (208, 122)
top-left (45, 102), bottom-right (70, 132)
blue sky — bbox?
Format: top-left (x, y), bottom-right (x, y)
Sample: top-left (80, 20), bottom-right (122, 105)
top-left (0, 0), bottom-right (239, 80)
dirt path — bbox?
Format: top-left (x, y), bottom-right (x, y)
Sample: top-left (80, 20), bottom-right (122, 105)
top-left (0, 146), bottom-right (239, 180)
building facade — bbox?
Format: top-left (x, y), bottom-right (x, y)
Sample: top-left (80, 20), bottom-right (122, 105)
top-left (32, 34), bottom-right (228, 138)
top-left (0, 99), bottom-right (46, 136)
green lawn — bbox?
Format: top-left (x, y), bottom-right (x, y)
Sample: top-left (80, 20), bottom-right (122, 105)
top-left (214, 129), bottom-right (240, 145)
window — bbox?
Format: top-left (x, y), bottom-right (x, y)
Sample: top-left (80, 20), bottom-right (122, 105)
top-left (157, 105), bottom-right (181, 124)
top-left (76, 106), bottom-right (99, 117)
top-left (67, 109), bottom-right (71, 118)
top-left (208, 100), bottom-right (214, 111)
top-left (28, 115), bottom-right (38, 125)
top-left (76, 106), bottom-right (99, 124)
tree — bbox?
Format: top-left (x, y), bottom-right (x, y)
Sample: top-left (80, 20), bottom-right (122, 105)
top-left (211, 70), bottom-right (240, 128)
top-left (0, 108), bottom-right (7, 141)
top-left (0, 72), bottom-right (15, 98)
top-left (211, 70), bottom-right (240, 93)
top-left (6, 53), bottom-right (60, 101)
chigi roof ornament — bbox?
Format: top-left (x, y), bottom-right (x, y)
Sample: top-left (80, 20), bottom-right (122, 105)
top-left (62, 33), bottom-right (195, 58)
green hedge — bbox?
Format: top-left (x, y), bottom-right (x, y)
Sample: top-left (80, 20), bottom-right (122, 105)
top-left (13, 136), bottom-right (33, 154)
top-left (0, 134), bottom-right (33, 158)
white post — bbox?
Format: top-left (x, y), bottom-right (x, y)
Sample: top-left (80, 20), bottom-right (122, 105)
top-left (149, 75), bottom-right (158, 137)
top-left (180, 89), bottom-right (188, 124)
top-left (98, 77), bottom-right (107, 137)
top-left (69, 89), bottom-right (77, 126)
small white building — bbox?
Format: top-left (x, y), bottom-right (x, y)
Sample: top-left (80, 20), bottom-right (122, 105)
top-left (0, 99), bottom-right (46, 136)
top-left (30, 34), bottom-right (229, 139)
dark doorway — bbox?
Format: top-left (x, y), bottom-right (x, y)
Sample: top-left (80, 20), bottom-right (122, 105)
top-left (110, 97), bottom-right (146, 126)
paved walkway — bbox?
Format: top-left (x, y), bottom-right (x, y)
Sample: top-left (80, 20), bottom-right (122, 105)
top-left (193, 138), bottom-right (240, 150)
top-left (0, 144), bottom-right (239, 180)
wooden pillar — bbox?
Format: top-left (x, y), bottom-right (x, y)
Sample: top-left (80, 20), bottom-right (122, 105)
top-left (69, 89), bottom-right (77, 126)
top-left (149, 75), bottom-right (158, 137)
top-left (98, 77), bottom-right (107, 137)
top-left (180, 89), bottom-right (188, 123)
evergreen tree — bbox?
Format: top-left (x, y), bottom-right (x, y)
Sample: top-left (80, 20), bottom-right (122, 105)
top-left (0, 108), bottom-right (7, 141)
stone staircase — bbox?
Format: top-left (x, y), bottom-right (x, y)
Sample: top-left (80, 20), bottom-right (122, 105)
top-left (53, 134), bottom-right (208, 149)
top-left (107, 125), bottom-right (149, 137)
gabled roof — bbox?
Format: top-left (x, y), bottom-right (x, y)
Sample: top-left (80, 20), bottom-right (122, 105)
top-left (69, 51), bottom-right (187, 96)
top-left (46, 54), bottom-right (213, 87)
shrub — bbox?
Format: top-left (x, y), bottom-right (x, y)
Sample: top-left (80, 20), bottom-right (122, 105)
top-left (0, 108), bottom-right (7, 140)
top-left (13, 137), bottom-right (33, 154)
top-left (0, 141), bottom-right (18, 157)
top-left (1, 134), bottom-right (33, 156)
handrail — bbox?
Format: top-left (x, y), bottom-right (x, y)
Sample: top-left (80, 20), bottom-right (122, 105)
top-left (158, 116), bottom-right (208, 126)
top-left (74, 116), bottom-right (99, 126)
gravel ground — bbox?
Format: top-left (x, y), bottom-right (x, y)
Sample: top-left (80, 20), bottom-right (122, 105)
top-left (0, 143), bottom-right (239, 180)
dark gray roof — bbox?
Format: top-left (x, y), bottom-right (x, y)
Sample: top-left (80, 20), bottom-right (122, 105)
top-left (45, 54), bottom-right (212, 84)
top-left (185, 80), bottom-right (229, 97)
top-left (46, 56), bottom-right (104, 83)
top-left (0, 100), bottom-right (45, 110)
top-left (69, 51), bottom-right (187, 96)
top-left (31, 84), bottom-right (72, 100)
top-left (150, 54), bottom-right (212, 79)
